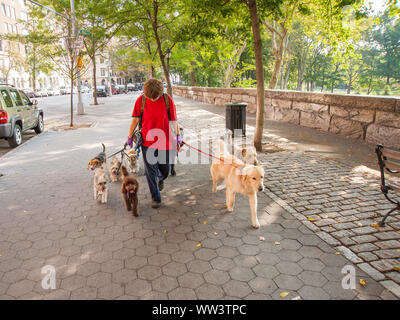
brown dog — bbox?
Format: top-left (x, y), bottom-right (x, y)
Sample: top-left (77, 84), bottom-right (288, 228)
top-left (121, 166), bottom-right (139, 216)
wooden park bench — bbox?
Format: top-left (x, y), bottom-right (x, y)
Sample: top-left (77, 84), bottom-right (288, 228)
top-left (375, 144), bottom-right (400, 227)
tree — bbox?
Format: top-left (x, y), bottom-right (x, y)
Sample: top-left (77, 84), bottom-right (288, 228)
top-left (79, 0), bottom-right (129, 105)
top-left (0, 42), bottom-right (24, 84)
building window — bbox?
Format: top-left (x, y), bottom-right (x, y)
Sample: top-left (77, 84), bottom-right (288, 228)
top-left (101, 68), bottom-right (106, 77)
top-left (0, 39), bottom-right (2, 52)
top-left (1, 4), bottom-right (6, 16)
top-left (100, 57), bottom-right (105, 64)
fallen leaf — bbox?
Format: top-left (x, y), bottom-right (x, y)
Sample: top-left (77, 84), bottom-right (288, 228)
top-left (393, 266), bottom-right (400, 272)
top-left (78, 228), bottom-right (84, 232)
top-left (259, 236), bottom-right (265, 241)
top-left (357, 223), bottom-right (363, 227)
top-left (371, 223), bottom-right (379, 228)
top-left (203, 221), bottom-right (207, 225)
top-left (274, 241), bottom-right (280, 245)
top-left (48, 217), bottom-right (53, 221)
top-left (163, 229), bottom-right (168, 234)
top-left (214, 232), bottom-right (218, 236)
top-left (308, 218), bottom-right (316, 222)
top-left (83, 216), bottom-right (87, 220)
top-left (335, 252), bottom-right (341, 255)
top-left (194, 212), bottom-right (199, 215)
top-left (214, 204), bottom-right (221, 207)
top-left (359, 279), bottom-right (366, 287)
top-left (280, 292), bottom-right (290, 298)
top-left (337, 221), bottom-right (343, 224)
top-left (196, 243), bottom-right (201, 247)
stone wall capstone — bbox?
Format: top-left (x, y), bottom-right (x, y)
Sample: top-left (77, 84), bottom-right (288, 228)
top-left (173, 86), bottom-right (400, 150)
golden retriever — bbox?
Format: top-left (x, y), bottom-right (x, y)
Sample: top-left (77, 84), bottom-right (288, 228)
top-left (210, 140), bottom-right (264, 229)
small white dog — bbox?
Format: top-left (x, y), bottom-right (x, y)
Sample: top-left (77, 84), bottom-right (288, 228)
top-left (93, 167), bottom-right (108, 203)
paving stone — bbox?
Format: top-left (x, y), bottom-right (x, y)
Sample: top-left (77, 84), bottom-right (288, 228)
top-left (138, 265), bottom-right (162, 281)
top-left (152, 275), bottom-right (179, 293)
top-left (98, 284), bottom-right (124, 299)
top-left (299, 286), bottom-right (330, 300)
top-left (229, 266), bottom-right (256, 282)
top-left (178, 272), bottom-right (205, 289)
top-left (223, 280), bottom-right (252, 298)
top-left (162, 262), bottom-right (187, 277)
top-left (87, 272), bottom-right (112, 288)
top-left (204, 269), bottom-right (230, 285)
top-left (276, 261), bottom-right (303, 276)
top-left (298, 270), bottom-right (328, 287)
top-left (125, 279), bottom-right (152, 297)
top-left (196, 283), bottom-right (224, 299)
top-left (210, 257), bottom-right (235, 272)
top-left (274, 274), bottom-right (304, 291)
top-left (169, 287), bottom-right (197, 300)
top-left (187, 260), bottom-right (212, 274)
top-left (148, 253), bottom-right (172, 266)
top-left (248, 277), bottom-right (277, 295)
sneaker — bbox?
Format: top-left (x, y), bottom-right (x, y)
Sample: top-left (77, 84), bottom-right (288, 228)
top-left (158, 180), bottom-right (164, 191)
top-left (151, 200), bottom-right (161, 209)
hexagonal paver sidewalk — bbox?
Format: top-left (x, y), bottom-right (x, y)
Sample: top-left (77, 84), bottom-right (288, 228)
top-left (0, 94), bottom-right (397, 300)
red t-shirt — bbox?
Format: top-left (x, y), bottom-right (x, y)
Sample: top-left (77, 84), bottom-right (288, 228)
top-left (132, 94), bottom-right (177, 150)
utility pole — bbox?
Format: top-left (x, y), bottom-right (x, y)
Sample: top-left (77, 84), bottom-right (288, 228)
top-left (70, 0), bottom-right (84, 115)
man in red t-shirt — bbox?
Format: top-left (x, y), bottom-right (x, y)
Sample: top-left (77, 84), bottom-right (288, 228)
top-left (126, 79), bottom-right (181, 208)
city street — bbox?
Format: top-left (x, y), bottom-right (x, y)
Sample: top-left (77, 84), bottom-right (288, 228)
top-left (0, 93), bottom-right (398, 300)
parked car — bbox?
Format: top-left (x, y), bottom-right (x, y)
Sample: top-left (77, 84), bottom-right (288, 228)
top-left (36, 89), bottom-right (48, 97)
top-left (95, 86), bottom-right (109, 97)
top-left (111, 85), bottom-right (120, 95)
top-left (59, 87), bottom-right (70, 95)
top-left (23, 89), bottom-right (35, 99)
top-left (81, 86), bottom-right (90, 94)
top-left (117, 84), bottom-right (127, 94)
top-left (46, 88), bottom-right (57, 96)
top-left (0, 84), bottom-right (44, 148)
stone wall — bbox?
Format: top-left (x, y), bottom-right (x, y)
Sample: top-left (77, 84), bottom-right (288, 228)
top-left (173, 86), bottom-right (400, 150)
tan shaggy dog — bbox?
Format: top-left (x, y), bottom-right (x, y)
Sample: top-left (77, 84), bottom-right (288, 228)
top-left (126, 149), bottom-right (139, 174)
top-left (109, 156), bottom-right (126, 182)
top-left (210, 140), bottom-right (265, 229)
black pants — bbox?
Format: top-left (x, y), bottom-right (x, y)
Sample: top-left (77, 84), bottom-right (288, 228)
top-left (142, 146), bottom-right (171, 203)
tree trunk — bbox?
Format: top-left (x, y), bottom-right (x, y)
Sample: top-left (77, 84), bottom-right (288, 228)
top-left (70, 69), bottom-right (74, 127)
top-left (149, 5), bottom-right (172, 97)
top-left (92, 56), bottom-right (98, 105)
top-left (190, 61), bottom-right (196, 86)
top-left (283, 59), bottom-right (291, 89)
top-left (248, 0), bottom-right (264, 151)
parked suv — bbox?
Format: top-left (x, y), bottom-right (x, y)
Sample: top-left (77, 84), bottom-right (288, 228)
top-left (0, 84), bottom-right (44, 148)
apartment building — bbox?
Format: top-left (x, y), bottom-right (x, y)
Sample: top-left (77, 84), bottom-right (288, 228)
top-left (0, 0), bottom-right (68, 89)
top-left (0, 0), bottom-right (28, 87)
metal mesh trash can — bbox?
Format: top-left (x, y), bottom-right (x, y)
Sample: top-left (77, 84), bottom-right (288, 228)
top-left (226, 102), bottom-right (247, 136)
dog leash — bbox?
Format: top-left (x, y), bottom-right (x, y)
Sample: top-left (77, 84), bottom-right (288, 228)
top-left (181, 141), bottom-right (244, 169)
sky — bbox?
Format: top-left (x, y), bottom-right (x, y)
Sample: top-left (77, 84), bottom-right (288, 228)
top-left (367, 0), bottom-right (388, 14)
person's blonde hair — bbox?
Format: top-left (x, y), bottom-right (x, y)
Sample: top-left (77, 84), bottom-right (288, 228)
top-left (143, 78), bottom-right (164, 100)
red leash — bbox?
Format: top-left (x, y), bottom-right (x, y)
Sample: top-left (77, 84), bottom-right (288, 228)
top-left (181, 141), bottom-right (243, 169)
